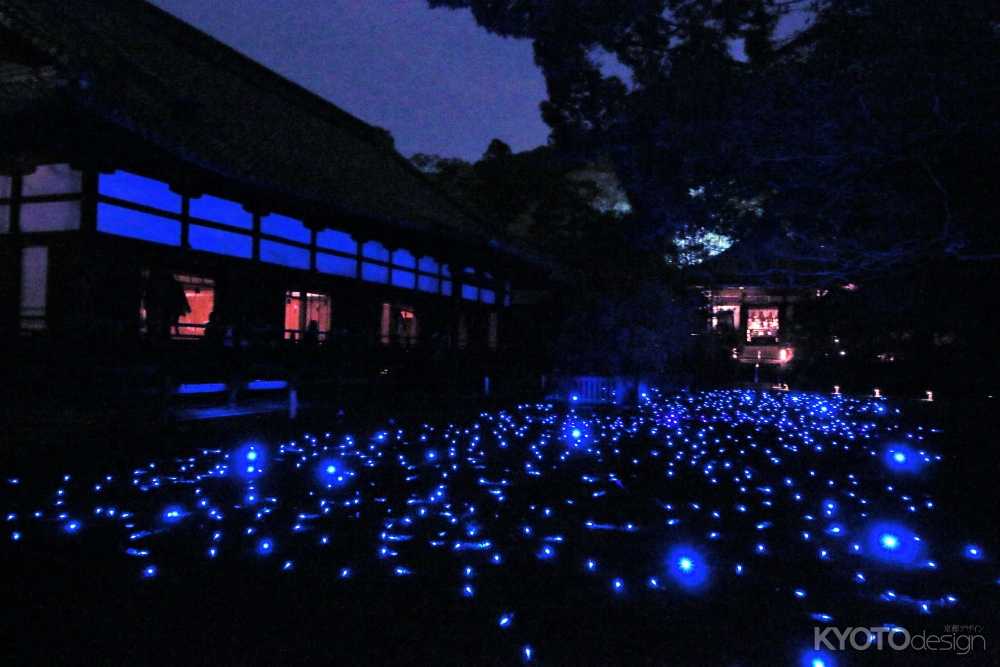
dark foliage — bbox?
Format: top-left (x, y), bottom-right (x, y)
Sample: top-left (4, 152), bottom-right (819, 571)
top-left (428, 0), bottom-right (1000, 283)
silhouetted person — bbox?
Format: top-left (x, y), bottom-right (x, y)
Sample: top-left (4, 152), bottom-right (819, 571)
top-left (144, 270), bottom-right (190, 340)
top-left (303, 319), bottom-right (321, 347)
top-left (203, 310), bottom-right (225, 347)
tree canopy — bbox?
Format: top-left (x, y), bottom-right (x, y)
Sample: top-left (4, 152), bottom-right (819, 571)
top-left (428, 0), bottom-right (1000, 285)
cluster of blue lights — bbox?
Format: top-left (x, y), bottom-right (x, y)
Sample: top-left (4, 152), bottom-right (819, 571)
top-left (1, 389), bottom-right (994, 663)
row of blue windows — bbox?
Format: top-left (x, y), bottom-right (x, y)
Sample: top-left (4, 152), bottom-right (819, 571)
top-left (95, 171), bottom-right (497, 303)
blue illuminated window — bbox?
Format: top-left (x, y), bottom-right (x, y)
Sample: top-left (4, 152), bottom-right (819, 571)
top-left (99, 171), bottom-right (181, 213)
top-left (418, 256), bottom-right (438, 273)
top-left (363, 241), bottom-right (390, 262)
top-left (97, 203), bottom-right (181, 246)
top-left (442, 264), bottom-right (452, 277)
top-left (418, 275), bottom-right (439, 293)
top-left (317, 252), bottom-right (356, 277)
top-left (317, 229), bottom-right (356, 254)
top-left (392, 270), bottom-right (416, 289)
top-left (189, 195), bottom-right (252, 229)
top-left (462, 284), bottom-right (479, 301)
top-left (362, 262), bottom-right (389, 283)
top-left (441, 280), bottom-right (453, 296)
top-left (261, 240), bottom-right (310, 269)
top-left (262, 214), bottom-right (311, 243)
top-left (361, 241), bottom-right (389, 262)
top-left (480, 288), bottom-right (496, 305)
top-left (392, 249), bottom-right (416, 268)
top-left (189, 225), bottom-right (252, 258)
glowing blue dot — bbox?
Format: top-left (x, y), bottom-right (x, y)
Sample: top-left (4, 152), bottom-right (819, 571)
top-left (880, 533), bottom-right (899, 550)
top-left (498, 613), bottom-right (513, 628)
top-left (142, 565), bottom-right (157, 579)
top-left (571, 428), bottom-right (582, 439)
top-left (161, 505), bottom-right (184, 524)
top-left (964, 544), bottom-right (983, 560)
top-left (256, 538), bottom-right (273, 555)
top-left (800, 649), bottom-right (837, 667)
top-left (612, 577), bottom-right (625, 592)
top-left (666, 545), bottom-right (710, 591)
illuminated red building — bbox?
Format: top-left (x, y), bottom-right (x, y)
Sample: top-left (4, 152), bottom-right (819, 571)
top-left (704, 286), bottom-right (805, 365)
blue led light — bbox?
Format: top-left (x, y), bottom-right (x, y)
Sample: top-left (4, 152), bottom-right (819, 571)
top-left (161, 505), bottom-right (185, 524)
top-left (800, 648), bottom-right (836, 667)
top-left (963, 544), bottom-right (983, 560)
top-left (882, 444), bottom-right (926, 474)
top-left (863, 521), bottom-right (924, 567)
top-left (233, 444), bottom-right (266, 480)
top-left (665, 545), bottom-right (710, 591)
top-left (256, 538), bottom-right (274, 556)
top-left (316, 458), bottom-right (351, 488)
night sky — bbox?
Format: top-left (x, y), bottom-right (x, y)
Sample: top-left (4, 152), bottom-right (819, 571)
top-left (149, 0), bottom-right (550, 161)
top-left (149, 1), bottom-right (811, 162)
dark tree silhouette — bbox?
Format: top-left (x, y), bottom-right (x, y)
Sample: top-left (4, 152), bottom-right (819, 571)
top-left (412, 143), bottom-right (623, 259)
top-left (428, 0), bottom-right (1000, 285)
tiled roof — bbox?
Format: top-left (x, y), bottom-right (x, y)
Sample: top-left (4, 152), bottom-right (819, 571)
top-left (0, 0), bottom-right (496, 246)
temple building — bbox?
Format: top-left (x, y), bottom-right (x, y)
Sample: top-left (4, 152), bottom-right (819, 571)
top-left (692, 229), bottom-right (829, 368)
top-left (0, 0), bottom-right (550, 413)
top-left (704, 286), bottom-right (803, 365)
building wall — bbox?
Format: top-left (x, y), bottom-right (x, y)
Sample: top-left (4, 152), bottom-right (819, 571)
top-left (0, 162), bottom-right (525, 400)
top-left (705, 286), bottom-right (807, 365)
